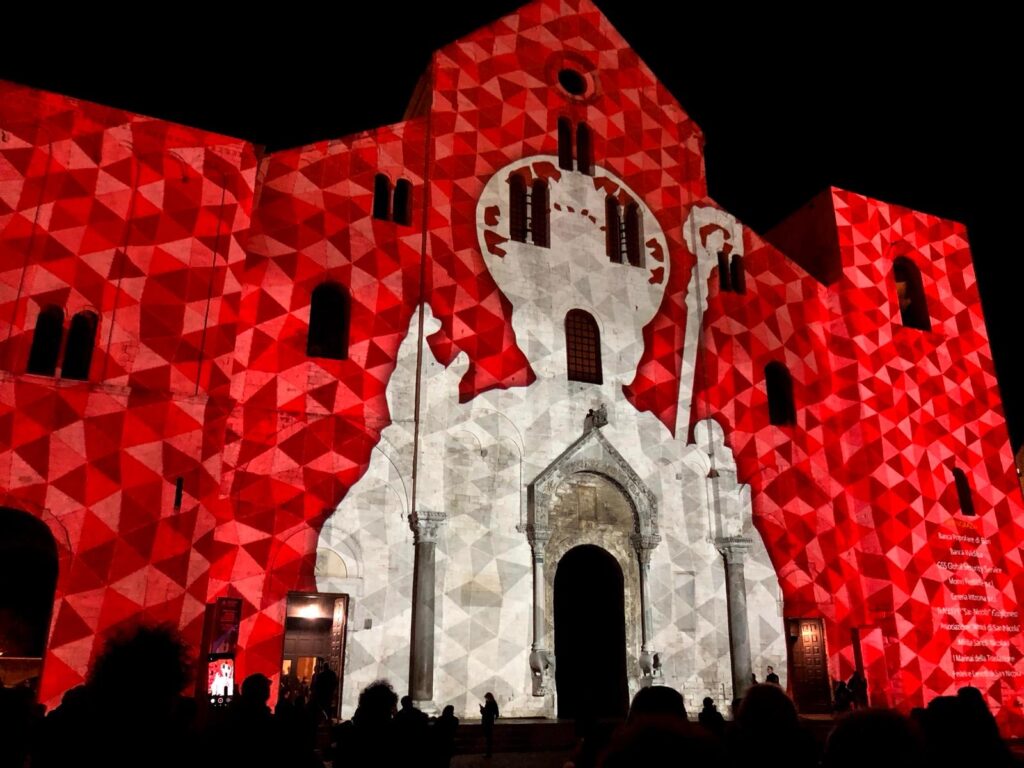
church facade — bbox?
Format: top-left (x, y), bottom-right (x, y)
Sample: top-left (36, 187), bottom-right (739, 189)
top-left (2, 0), bottom-right (1023, 731)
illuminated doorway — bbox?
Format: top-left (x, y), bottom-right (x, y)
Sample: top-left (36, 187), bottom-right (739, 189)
top-left (0, 507), bottom-right (58, 694)
top-left (554, 545), bottom-right (629, 719)
top-left (280, 592), bottom-right (349, 717)
top-left (786, 618), bottom-right (832, 713)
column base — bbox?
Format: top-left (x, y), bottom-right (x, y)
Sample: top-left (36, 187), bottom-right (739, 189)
top-left (412, 698), bottom-right (438, 716)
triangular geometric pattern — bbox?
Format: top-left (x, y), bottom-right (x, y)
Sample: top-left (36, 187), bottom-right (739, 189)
top-left (692, 188), bottom-right (1024, 730)
top-left (2, 0), bottom-right (1023, 736)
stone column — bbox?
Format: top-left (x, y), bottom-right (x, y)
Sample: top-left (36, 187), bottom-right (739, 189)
top-left (527, 524), bottom-right (552, 695)
top-left (632, 532), bottom-right (661, 680)
top-left (409, 510), bottom-right (445, 709)
top-left (717, 536), bottom-right (753, 702)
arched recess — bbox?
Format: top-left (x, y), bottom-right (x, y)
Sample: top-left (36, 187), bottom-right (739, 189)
top-left (554, 544), bottom-right (628, 718)
top-left (508, 174), bottom-right (528, 243)
top-left (26, 305), bottom-right (64, 376)
top-left (765, 361), bottom-right (796, 426)
top-left (526, 428), bottom-right (659, 708)
top-left (0, 506), bottom-right (59, 692)
top-left (892, 256), bottom-right (931, 331)
top-left (565, 309), bottom-right (602, 384)
top-left (61, 310), bottom-right (98, 380)
top-left (307, 282), bottom-right (350, 360)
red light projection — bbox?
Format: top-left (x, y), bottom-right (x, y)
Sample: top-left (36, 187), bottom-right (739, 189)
top-left (1, 0), bottom-right (1022, 732)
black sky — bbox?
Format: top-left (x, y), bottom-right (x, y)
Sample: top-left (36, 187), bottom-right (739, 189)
top-left (1, 3), bottom-right (1019, 447)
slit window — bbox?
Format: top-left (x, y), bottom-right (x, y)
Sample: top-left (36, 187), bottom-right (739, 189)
top-left (509, 174), bottom-right (528, 243)
top-left (624, 202), bottom-right (643, 267)
top-left (372, 174), bottom-right (391, 221)
top-left (565, 309), bottom-right (602, 385)
top-left (61, 310), bottom-right (98, 381)
top-left (606, 196), bottom-right (622, 263)
top-left (173, 477), bottom-right (184, 511)
top-left (952, 468), bottom-right (976, 516)
top-left (558, 117), bottom-right (573, 171)
top-left (531, 180), bottom-right (550, 247)
top-left (556, 118), bottom-right (594, 173)
top-left (393, 179), bottom-right (413, 226)
top-left (718, 251), bottom-right (732, 292)
top-left (765, 361), bottom-right (796, 426)
top-left (576, 123), bottom-right (592, 175)
top-left (730, 254), bottom-right (746, 294)
top-left (26, 305), bottom-right (64, 376)
top-left (307, 281), bottom-right (350, 360)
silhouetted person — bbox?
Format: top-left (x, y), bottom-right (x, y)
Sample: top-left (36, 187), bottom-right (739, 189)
top-left (847, 670), bottom-right (867, 709)
top-left (598, 716), bottom-right (721, 767)
top-left (833, 680), bottom-right (852, 713)
top-left (601, 685), bottom-right (720, 767)
top-left (697, 696), bottom-right (725, 738)
top-left (202, 672), bottom-right (298, 768)
top-left (307, 658), bottom-right (338, 759)
top-left (627, 685), bottom-right (686, 722)
top-left (923, 689), bottom-right (1012, 768)
top-left (565, 713), bottom-right (609, 768)
top-left (0, 683), bottom-right (41, 768)
top-left (765, 665), bottom-right (780, 685)
top-left (730, 683), bottom-right (818, 768)
top-left (32, 623), bottom-right (195, 768)
top-left (480, 691), bottom-right (499, 757)
top-left (823, 708), bottom-right (924, 768)
top-left (432, 704), bottom-right (459, 767)
top-left (332, 679), bottom-right (398, 765)
top-left (395, 694), bottom-right (430, 763)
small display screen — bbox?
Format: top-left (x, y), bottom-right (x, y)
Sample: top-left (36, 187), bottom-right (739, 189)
top-left (207, 657), bottom-right (235, 697)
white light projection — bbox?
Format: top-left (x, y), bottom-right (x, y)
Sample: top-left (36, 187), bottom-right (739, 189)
top-left (317, 155), bottom-right (784, 718)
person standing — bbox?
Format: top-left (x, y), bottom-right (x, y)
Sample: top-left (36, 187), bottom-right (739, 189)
top-left (479, 692), bottom-right (499, 758)
top-left (765, 666), bottom-right (780, 685)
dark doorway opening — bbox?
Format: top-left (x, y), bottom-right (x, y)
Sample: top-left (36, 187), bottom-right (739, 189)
top-left (280, 592), bottom-right (349, 718)
top-left (554, 544), bottom-right (628, 719)
top-left (786, 618), bottom-right (832, 714)
top-left (0, 507), bottom-right (58, 693)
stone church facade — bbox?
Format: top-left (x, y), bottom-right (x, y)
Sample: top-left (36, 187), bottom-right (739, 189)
top-left (2, 0), bottom-right (1023, 732)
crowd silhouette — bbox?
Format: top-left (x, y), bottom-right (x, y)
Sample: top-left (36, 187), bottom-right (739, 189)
top-left (1, 623), bottom-right (1019, 766)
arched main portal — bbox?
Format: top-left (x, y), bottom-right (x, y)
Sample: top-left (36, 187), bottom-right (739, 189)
top-left (554, 544), bottom-right (628, 719)
top-left (0, 507), bottom-right (58, 691)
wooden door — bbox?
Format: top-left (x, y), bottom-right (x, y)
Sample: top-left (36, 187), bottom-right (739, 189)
top-left (787, 618), bottom-right (832, 713)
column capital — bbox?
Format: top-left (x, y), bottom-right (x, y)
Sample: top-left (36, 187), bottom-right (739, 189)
top-left (631, 533), bottom-right (661, 564)
top-left (410, 510), bottom-right (446, 544)
top-left (716, 535), bottom-right (753, 563)
top-left (526, 523), bottom-right (552, 549)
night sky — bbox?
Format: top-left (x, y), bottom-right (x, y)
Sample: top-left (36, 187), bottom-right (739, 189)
top-left (1, 3), bottom-right (1018, 447)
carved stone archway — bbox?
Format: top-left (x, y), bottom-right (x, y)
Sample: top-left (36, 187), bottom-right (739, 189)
top-left (525, 425), bottom-right (660, 699)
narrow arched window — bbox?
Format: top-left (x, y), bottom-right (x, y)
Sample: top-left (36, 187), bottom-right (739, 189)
top-left (730, 254), bottom-right (746, 294)
top-left (372, 173), bottom-right (391, 221)
top-left (26, 305), bottom-right (64, 376)
top-left (952, 468), bottom-right (976, 516)
top-left (393, 179), bottom-right (413, 226)
top-left (893, 256), bottom-right (930, 331)
top-left (509, 174), bottom-right (528, 243)
top-left (565, 309), bottom-right (602, 384)
top-left (576, 123), bottom-right (592, 176)
top-left (717, 251), bottom-right (732, 292)
top-left (765, 361), bottom-right (796, 426)
top-left (307, 282), bottom-right (349, 360)
top-left (558, 117), bottom-right (573, 171)
top-left (61, 311), bottom-right (98, 380)
top-left (606, 196), bottom-right (622, 263)
top-left (624, 202), bottom-right (643, 267)
top-left (531, 179), bottom-right (550, 247)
